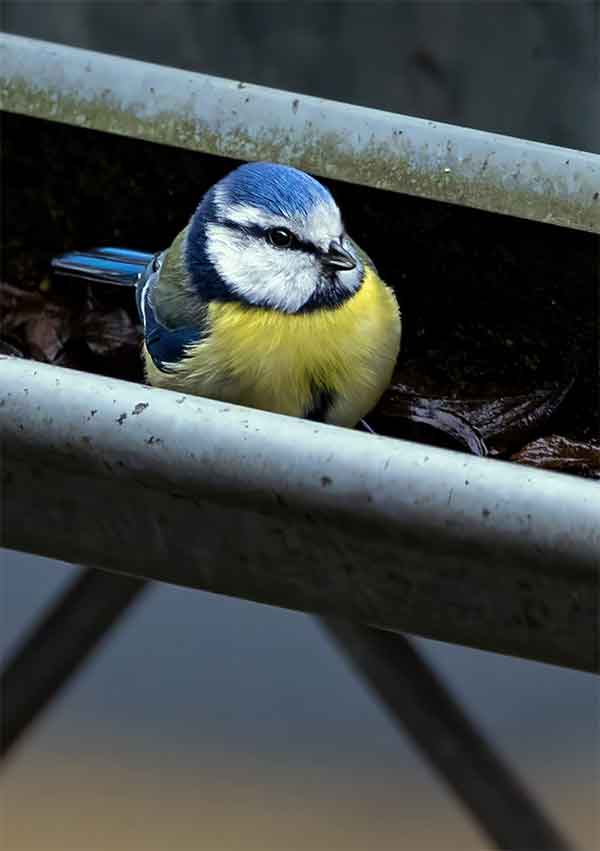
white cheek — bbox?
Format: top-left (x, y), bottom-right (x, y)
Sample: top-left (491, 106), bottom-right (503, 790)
top-left (205, 224), bottom-right (318, 313)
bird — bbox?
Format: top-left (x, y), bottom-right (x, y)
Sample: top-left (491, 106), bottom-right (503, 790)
top-left (52, 162), bottom-right (401, 428)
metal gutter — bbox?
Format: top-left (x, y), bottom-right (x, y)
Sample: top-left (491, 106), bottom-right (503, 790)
top-left (1, 33), bottom-right (598, 233)
top-left (2, 358), bottom-right (598, 672)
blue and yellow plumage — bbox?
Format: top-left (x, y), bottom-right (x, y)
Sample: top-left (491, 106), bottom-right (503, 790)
top-left (54, 162), bottom-right (401, 427)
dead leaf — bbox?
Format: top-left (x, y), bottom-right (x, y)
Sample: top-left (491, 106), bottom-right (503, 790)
top-left (374, 360), bottom-right (577, 456)
top-left (511, 436), bottom-right (600, 480)
top-left (83, 307), bottom-right (141, 356)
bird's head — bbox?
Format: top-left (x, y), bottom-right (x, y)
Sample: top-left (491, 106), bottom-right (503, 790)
top-left (186, 162), bottom-right (363, 313)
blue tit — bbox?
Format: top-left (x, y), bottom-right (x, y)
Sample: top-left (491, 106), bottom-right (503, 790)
top-left (53, 162), bottom-right (401, 427)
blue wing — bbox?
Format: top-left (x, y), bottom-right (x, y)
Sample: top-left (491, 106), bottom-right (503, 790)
top-left (136, 255), bottom-right (205, 373)
top-left (52, 247), bottom-right (155, 287)
top-left (52, 245), bottom-right (206, 374)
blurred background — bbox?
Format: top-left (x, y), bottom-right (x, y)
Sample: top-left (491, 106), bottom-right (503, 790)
top-left (2, 1), bottom-right (599, 152)
top-left (2, 2), bottom-right (599, 849)
top-left (2, 550), bottom-right (598, 850)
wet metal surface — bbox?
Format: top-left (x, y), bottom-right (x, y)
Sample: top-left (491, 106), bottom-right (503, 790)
top-left (1, 358), bottom-right (598, 672)
top-left (1, 33), bottom-right (598, 233)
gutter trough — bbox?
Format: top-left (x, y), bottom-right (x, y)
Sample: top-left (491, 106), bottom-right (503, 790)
top-left (1, 33), bottom-right (598, 232)
top-left (1, 35), bottom-right (598, 674)
top-left (2, 358), bottom-right (598, 672)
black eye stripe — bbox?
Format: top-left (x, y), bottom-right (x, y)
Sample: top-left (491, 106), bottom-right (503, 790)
top-left (220, 219), bottom-right (319, 256)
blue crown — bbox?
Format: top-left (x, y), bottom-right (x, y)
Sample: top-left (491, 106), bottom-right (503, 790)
top-left (219, 162), bottom-right (333, 219)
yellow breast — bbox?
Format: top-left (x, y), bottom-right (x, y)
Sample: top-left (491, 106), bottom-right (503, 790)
top-left (145, 266), bottom-right (401, 427)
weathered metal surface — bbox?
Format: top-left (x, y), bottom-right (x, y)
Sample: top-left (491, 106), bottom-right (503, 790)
top-left (1, 33), bottom-right (598, 233)
top-left (1, 358), bottom-right (598, 672)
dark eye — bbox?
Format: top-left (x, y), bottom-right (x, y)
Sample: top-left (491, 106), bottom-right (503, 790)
top-left (267, 227), bottom-right (294, 248)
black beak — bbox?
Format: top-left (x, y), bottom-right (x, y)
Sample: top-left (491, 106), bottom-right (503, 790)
top-left (322, 240), bottom-right (357, 271)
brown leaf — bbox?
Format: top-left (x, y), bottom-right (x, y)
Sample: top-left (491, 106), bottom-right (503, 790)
top-left (0, 281), bottom-right (45, 331)
top-left (510, 436), bottom-right (600, 480)
top-left (83, 307), bottom-right (141, 356)
top-left (372, 395), bottom-right (489, 455)
top-left (375, 360), bottom-right (577, 456)
top-left (24, 303), bottom-right (74, 362)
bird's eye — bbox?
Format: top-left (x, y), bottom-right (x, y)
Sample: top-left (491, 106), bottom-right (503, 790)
top-left (267, 228), bottom-right (294, 248)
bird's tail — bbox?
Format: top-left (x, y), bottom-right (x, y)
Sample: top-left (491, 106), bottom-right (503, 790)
top-left (51, 247), bottom-right (155, 288)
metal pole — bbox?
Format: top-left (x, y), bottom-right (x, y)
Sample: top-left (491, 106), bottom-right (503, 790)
top-left (324, 622), bottom-right (574, 850)
top-left (0, 568), bottom-right (148, 759)
top-left (1, 33), bottom-right (598, 233)
top-left (2, 357), bottom-right (598, 671)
